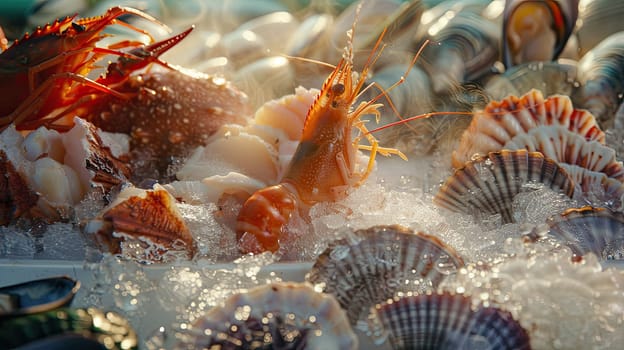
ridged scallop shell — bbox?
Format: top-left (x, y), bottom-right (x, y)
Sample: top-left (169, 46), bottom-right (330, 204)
top-left (537, 206), bottom-right (624, 260)
top-left (84, 184), bottom-right (196, 263)
top-left (558, 164), bottom-right (624, 209)
top-left (305, 225), bottom-right (464, 325)
top-left (452, 89), bottom-right (605, 168)
top-left (435, 150), bottom-right (575, 223)
top-left (177, 282), bottom-right (357, 350)
top-left (369, 291), bottom-right (531, 350)
top-left (504, 126), bottom-right (624, 181)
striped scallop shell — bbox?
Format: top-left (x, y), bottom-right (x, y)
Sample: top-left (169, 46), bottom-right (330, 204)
top-left (305, 225), bottom-right (464, 325)
top-left (369, 291), bottom-right (531, 350)
top-left (178, 282), bottom-right (357, 350)
top-left (537, 206), bottom-right (624, 261)
top-left (452, 89), bottom-right (605, 168)
top-left (435, 150), bottom-right (575, 223)
top-left (503, 126), bottom-right (624, 181)
top-left (558, 164), bottom-right (624, 209)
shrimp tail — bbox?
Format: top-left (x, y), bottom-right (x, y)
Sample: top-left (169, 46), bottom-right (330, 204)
top-left (236, 183), bottom-right (300, 253)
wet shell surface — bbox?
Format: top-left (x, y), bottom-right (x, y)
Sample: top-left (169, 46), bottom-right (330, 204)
top-left (435, 150), bottom-right (575, 223)
top-left (535, 206), bottom-right (624, 260)
top-left (0, 276), bottom-right (80, 317)
top-left (452, 89), bottom-right (605, 168)
top-left (87, 69), bottom-right (252, 179)
top-left (177, 281), bottom-right (358, 350)
top-left (305, 225), bottom-right (464, 325)
top-left (84, 184), bottom-right (196, 263)
top-left (503, 126), bottom-right (624, 181)
top-left (369, 291), bottom-right (531, 350)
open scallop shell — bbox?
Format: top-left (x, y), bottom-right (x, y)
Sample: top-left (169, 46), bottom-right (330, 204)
top-left (435, 150), bottom-right (575, 223)
top-left (305, 225), bottom-right (464, 325)
top-left (538, 206), bottom-right (624, 260)
top-left (369, 291), bottom-right (531, 350)
top-left (559, 164), bottom-right (624, 209)
top-left (177, 282), bottom-right (357, 350)
top-left (452, 89), bottom-right (605, 168)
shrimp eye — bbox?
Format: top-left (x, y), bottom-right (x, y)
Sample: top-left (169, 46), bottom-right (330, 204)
top-left (332, 83), bottom-right (345, 96)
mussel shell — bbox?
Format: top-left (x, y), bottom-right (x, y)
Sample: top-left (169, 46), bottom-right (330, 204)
top-left (435, 150), bottom-right (575, 223)
top-left (306, 225), bottom-right (464, 325)
top-left (502, 0), bottom-right (579, 68)
top-left (574, 31), bottom-right (624, 129)
top-left (0, 307), bottom-right (137, 350)
top-left (369, 291), bottom-right (531, 350)
top-left (538, 206), bottom-right (624, 260)
top-left (0, 276), bottom-right (79, 317)
top-left (179, 282), bottom-right (358, 350)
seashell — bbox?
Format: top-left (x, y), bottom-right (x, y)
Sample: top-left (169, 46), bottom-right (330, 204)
top-left (452, 89), bottom-right (605, 168)
top-left (285, 13), bottom-right (334, 59)
top-left (84, 184), bottom-right (196, 263)
top-left (435, 150), bottom-right (575, 223)
top-left (178, 282), bottom-right (358, 350)
top-left (574, 31), bottom-right (624, 129)
top-left (0, 276), bottom-right (79, 317)
top-left (536, 206), bottom-right (624, 260)
top-left (369, 291), bottom-right (531, 350)
top-left (306, 225), bottom-right (464, 325)
top-left (253, 86), bottom-right (317, 141)
top-left (233, 56), bottom-right (296, 109)
top-left (0, 307), bottom-right (137, 350)
top-left (0, 118), bottom-right (129, 224)
top-left (503, 126), bottom-right (624, 181)
top-left (419, 11), bottom-right (500, 93)
top-left (575, 0), bottom-right (624, 57)
top-left (485, 61), bottom-right (578, 100)
top-left (502, 0), bottom-right (579, 68)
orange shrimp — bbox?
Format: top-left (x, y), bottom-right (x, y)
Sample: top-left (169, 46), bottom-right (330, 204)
top-left (236, 8), bottom-right (411, 254)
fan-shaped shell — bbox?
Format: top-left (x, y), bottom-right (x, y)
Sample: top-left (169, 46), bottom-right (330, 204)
top-left (305, 225), bottom-right (464, 325)
top-left (435, 150), bottom-right (575, 223)
top-left (559, 164), bottom-right (624, 209)
top-left (369, 291), bottom-right (531, 350)
top-left (452, 89), bottom-right (605, 168)
top-left (504, 126), bottom-right (624, 180)
top-left (538, 206), bottom-right (624, 260)
top-left (177, 282), bottom-right (357, 350)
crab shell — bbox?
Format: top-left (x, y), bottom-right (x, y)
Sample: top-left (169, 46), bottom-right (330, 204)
top-left (84, 184), bottom-right (196, 263)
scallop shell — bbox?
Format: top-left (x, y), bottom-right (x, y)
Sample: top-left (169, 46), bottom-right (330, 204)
top-left (538, 206), bottom-right (624, 260)
top-left (435, 150), bottom-right (575, 223)
top-left (0, 276), bottom-right (80, 317)
top-left (559, 164), bottom-right (624, 209)
top-left (452, 89), bottom-right (605, 168)
top-left (178, 282), bottom-right (357, 350)
top-left (84, 184), bottom-right (196, 263)
top-left (369, 291), bottom-right (531, 350)
top-left (305, 225), bottom-right (464, 325)
top-left (504, 126), bottom-right (624, 181)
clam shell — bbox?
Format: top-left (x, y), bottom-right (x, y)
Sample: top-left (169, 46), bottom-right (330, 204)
top-left (502, 0), bottom-right (578, 68)
top-left (504, 126), bottom-right (624, 181)
top-left (435, 150), bottom-right (575, 223)
top-left (485, 61), bottom-right (578, 100)
top-left (305, 225), bottom-right (464, 325)
top-left (538, 206), bottom-right (624, 260)
top-left (369, 291), bottom-right (531, 350)
top-left (452, 89), bottom-right (605, 168)
top-left (178, 282), bottom-right (358, 350)
top-left (0, 276), bottom-right (79, 317)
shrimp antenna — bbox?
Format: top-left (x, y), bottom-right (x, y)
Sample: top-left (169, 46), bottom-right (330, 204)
top-left (279, 53), bottom-right (337, 70)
